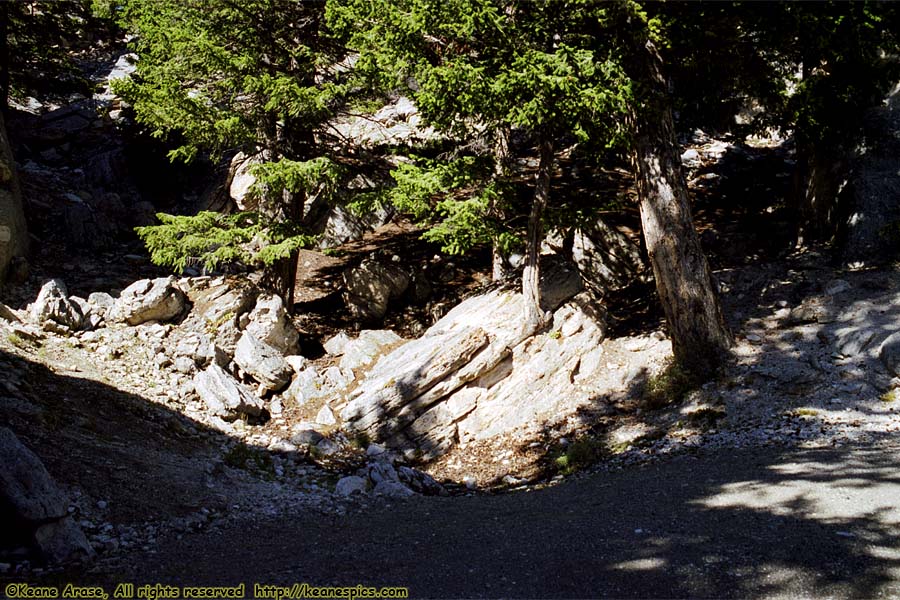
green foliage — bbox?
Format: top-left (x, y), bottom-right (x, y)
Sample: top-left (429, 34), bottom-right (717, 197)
top-left (329, 0), bottom-right (633, 261)
top-left (553, 437), bottom-right (602, 475)
top-left (136, 211), bottom-right (317, 274)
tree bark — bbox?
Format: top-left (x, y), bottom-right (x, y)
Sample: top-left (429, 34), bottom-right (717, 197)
top-left (0, 2), bottom-right (9, 113)
top-left (491, 126), bottom-right (512, 281)
top-left (522, 131), bottom-right (553, 331)
top-left (0, 110), bottom-right (29, 284)
top-left (628, 39), bottom-right (731, 377)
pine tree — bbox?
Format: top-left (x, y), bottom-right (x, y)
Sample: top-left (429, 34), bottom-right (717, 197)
top-left (330, 0), bottom-right (631, 331)
top-left (115, 0), bottom-right (349, 308)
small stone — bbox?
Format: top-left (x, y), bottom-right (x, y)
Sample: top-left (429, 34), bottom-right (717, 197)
top-left (96, 500), bottom-right (108, 510)
top-left (373, 480), bottom-right (414, 498)
top-left (824, 279), bottom-right (851, 296)
top-left (463, 476), bottom-right (477, 490)
top-left (316, 405), bottom-right (337, 426)
top-left (366, 443), bottom-right (386, 457)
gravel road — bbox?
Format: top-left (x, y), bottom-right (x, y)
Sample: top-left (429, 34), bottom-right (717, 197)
top-left (67, 442), bottom-right (900, 599)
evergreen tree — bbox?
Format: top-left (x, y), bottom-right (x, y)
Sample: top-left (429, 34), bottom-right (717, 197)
top-left (116, 0), bottom-right (350, 308)
top-left (330, 0), bottom-right (631, 331)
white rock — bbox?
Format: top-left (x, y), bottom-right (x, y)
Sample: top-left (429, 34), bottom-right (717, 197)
top-left (234, 333), bottom-right (292, 392)
top-left (284, 355), bottom-right (308, 373)
top-left (334, 476), bottom-right (367, 496)
top-left (316, 405), bottom-right (337, 426)
top-left (192, 365), bottom-right (264, 420)
top-left (244, 294), bottom-right (299, 354)
top-left (323, 332), bottom-right (352, 356)
top-left (373, 480), bottom-right (415, 499)
top-left (30, 280), bottom-right (83, 331)
top-left (111, 277), bottom-right (187, 325)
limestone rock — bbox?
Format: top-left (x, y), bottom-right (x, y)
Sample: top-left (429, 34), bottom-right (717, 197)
top-left (544, 220), bottom-right (645, 293)
top-left (193, 365), bottom-right (265, 420)
top-left (316, 405), bottom-right (337, 426)
top-left (339, 329), bottom-right (404, 372)
top-left (244, 294), bottom-right (299, 355)
top-left (323, 331), bottom-right (352, 356)
top-left (29, 279), bottom-right (83, 331)
top-left (335, 475), bottom-right (368, 496)
top-left (340, 273), bottom-right (603, 459)
top-left (373, 480), bottom-right (415, 498)
top-left (343, 258), bottom-right (411, 322)
top-left (33, 517), bottom-right (95, 564)
top-left (228, 152), bottom-right (261, 212)
top-left (234, 333), bottom-right (292, 393)
top-left (880, 332), bottom-right (900, 377)
top-left (284, 368), bottom-right (330, 406)
top-left (112, 277), bottom-right (187, 325)
top-left (87, 292), bottom-right (115, 321)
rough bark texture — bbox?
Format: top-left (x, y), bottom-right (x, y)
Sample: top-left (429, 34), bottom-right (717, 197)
top-left (793, 143), bottom-right (852, 248)
top-left (0, 109), bottom-right (28, 284)
top-left (522, 132), bottom-right (553, 330)
top-left (629, 39), bottom-right (731, 377)
top-left (491, 126), bottom-right (512, 281)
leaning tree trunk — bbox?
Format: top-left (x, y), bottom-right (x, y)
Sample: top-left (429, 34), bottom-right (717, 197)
top-left (629, 39), bottom-right (731, 377)
top-left (522, 131), bottom-right (554, 332)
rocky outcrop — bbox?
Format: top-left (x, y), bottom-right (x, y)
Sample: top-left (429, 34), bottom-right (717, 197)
top-left (0, 427), bottom-right (94, 563)
top-left (340, 261), bottom-right (603, 458)
top-left (111, 277), bottom-right (188, 326)
top-left (0, 111), bottom-right (29, 284)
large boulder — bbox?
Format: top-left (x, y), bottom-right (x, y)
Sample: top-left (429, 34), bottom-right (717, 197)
top-left (0, 427), bottom-right (94, 563)
top-left (343, 258), bottom-right (411, 323)
top-left (193, 365), bottom-right (265, 420)
top-left (29, 279), bottom-right (84, 331)
top-left (227, 152), bottom-right (261, 212)
top-left (244, 293), bottom-right (300, 355)
top-left (234, 333), bottom-right (292, 393)
top-left (111, 277), bottom-right (187, 325)
top-left (544, 218), bottom-right (646, 293)
top-left (340, 260), bottom-right (595, 457)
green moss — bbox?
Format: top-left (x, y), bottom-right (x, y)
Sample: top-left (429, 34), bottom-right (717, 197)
top-left (880, 389), bottom-right (900, 403)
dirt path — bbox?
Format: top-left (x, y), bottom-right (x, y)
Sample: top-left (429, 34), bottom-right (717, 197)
top-left (47, 442), bottom-right (900, 599)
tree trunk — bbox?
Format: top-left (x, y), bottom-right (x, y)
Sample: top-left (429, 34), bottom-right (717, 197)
top-left (628, 39), bottom-right (731, 378)
top-left (522, 131), bottom-right (553, 331)
top-left (258, 120), bottom-right (303, 313)
top-left (491, 126), bottom-right (512, 281)
top-left (0, 2), bottom-right (9, 113)
top-left (0, 110), bottom-right (29, 284)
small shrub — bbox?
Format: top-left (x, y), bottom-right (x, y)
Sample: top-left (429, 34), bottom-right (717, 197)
top-left (553, 437), bottom-right (601, 475)
top-left (6, 332), bottom-right (29, 349)
top-left (223, 443), bottom-right (275, 478)
top-left (644, 359), bottom-right (699, 409)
